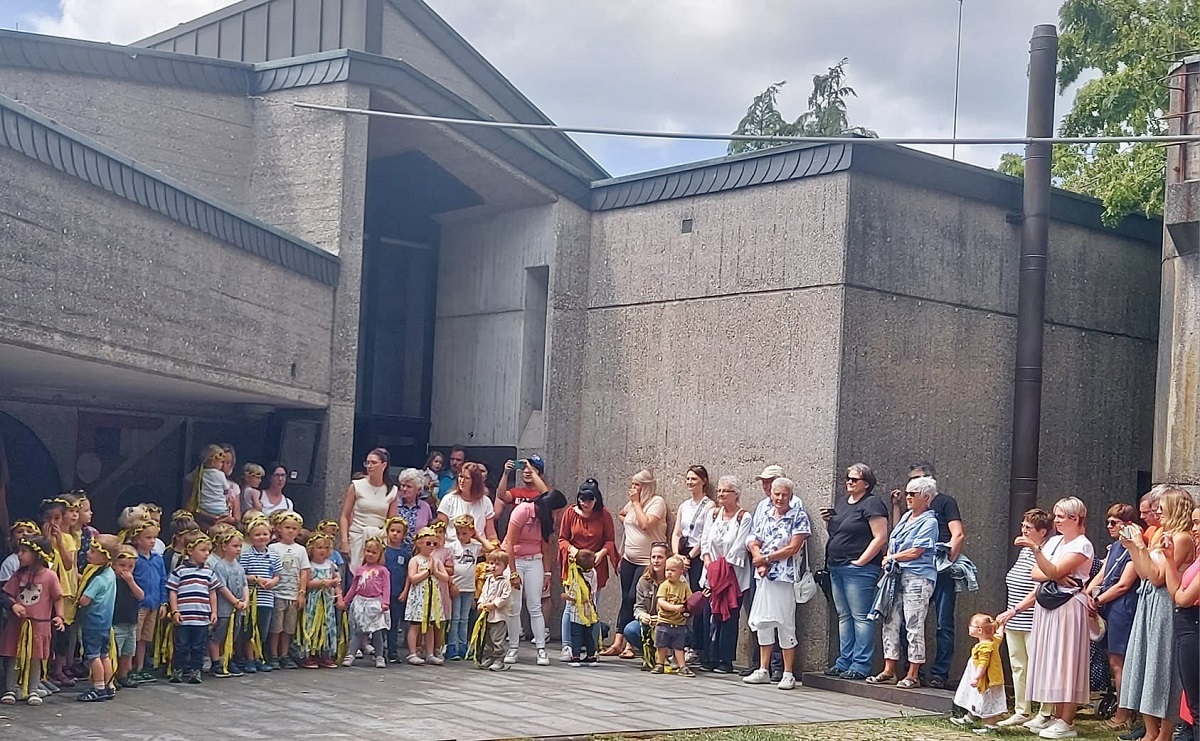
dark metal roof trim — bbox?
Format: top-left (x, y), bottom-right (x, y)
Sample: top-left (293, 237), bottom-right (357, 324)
top-left (589, 142), bottom-right (852, 210)
top-left (254, 50), bottom-right (594, 204)
top-left (850, 144), bottom-right (1162, 244)
top-left (0, 29), bottom-right (252, 92)
top-left (0, 93), bottom-right (339, 285)
top-left (384, 0), bottom-right (608, 181)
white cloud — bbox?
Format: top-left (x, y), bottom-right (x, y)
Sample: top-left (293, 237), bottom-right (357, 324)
top-left (23, 0), bottom-right (1076, 174)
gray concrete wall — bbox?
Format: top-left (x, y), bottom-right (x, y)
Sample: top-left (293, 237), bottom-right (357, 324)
top-left (0, 68), bottom-right (254, 206)
top-left (248, 83), bottom-right (372, 517)
top-left (837, 172), bottom-right (1158, 676)
top-left (0, 147), bottom-right (335, 406)
top-left (578, 174), bottom-right (852, 670)
top-left (431, 203), bottom-right (557, 449)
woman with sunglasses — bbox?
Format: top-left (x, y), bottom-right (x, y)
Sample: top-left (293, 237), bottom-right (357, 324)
top-left (556, 479), bottom-right (616, 661)
top-left (1082, 503), bottom-right (1141, 731)
top-left (820, 463), bottom-right (888, 681)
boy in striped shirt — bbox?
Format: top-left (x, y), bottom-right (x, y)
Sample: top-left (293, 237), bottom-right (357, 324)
top-left (167, 532), bottom-right (219, 684)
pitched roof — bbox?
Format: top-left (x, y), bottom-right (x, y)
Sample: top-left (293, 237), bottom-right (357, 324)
top-left (0, 92), bottom-right (340, 285)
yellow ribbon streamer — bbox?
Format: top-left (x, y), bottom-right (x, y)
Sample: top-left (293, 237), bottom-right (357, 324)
top-left (565, 562), bottom-right (599, 627)
top-left (15, 619), bottom-right (36, 698)
top-left (299, 590), bottom-right (335, 657)
top-left (221, 612), bottom-right (237, 673)
top-left (245, 585), bottom-right (263, 660)
top-left (152, 612), bottom-right (174, 669)
top-left (420, 574), bottom-right (445, 633)
top-left (335, 609), bottom-right (349, 663)
top-left (465, 611), bottom-right (488, 664)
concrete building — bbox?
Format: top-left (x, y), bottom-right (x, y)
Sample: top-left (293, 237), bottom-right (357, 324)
top-left (0, 0), bottom-right (1162, 671)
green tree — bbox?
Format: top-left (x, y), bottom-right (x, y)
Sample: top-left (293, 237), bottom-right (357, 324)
top-left (729, 58), bottom-right (877, 155)
top-left (998, 0), bottom-right (1200, 225)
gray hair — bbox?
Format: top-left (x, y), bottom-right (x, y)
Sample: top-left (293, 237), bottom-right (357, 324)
top-left (905, 476), bottom-right (938, 502)
top-left (716, 475), bottom-right (742, 497)
top-left (770, 477), bottom-right (795, 496)
top-left (397, 467), bottom-right (426, 490)
top-left (1142, 485), bottom-right (1169, 506)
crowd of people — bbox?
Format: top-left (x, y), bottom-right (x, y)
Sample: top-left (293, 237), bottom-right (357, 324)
top-left (0, 444), bottom-right (1195, 741)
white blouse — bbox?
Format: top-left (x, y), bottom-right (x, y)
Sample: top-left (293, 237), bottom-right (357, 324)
top-left (699, 508), bottom-right (753, 592)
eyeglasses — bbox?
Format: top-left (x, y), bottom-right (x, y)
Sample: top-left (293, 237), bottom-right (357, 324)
top-left (1105, 519), bottom-right (1123, 526)
top-left (845, 477), bottom-right (863, 483)
top-left (716, 488), bottom-right (738, 494)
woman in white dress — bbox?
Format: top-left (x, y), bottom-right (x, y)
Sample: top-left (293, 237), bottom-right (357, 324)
top-left (338, 447), bottom-right (399, 572)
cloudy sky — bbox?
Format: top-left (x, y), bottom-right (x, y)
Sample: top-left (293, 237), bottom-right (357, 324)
top-left (3, 0), bottom-right (1073, 177)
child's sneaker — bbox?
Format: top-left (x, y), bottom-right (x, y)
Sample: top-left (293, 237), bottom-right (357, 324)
top-left (201, 657), bottom-right (212, 672)
top-left (503, 648), bottom-right (519, 664)
top-left (488, 661), bottom-right (509, 672)
top-left (560, 645), bottom-right (574, 661)
top-left (168, 672), bottom-right (184, 684)
top-left (187, 670), bottom-right (203, 684)
top-left (320, 657), bottom-right (338, 669)
top-left (951, 715), bottom-right (978, 727)
top-left (341, 654), bottom-right (355, 667)
top-left (301, 657), bottom-right (319, 669)
top-left (211, 666), bottom-right (232, 678)
top-left (116, 675), bottom-right (140, 688)
top-left (240, 661), bottom-right (257, 674)
top-left (227, 662), bottom-right (244, 677)
top-left (268, 658), bottom-right (281, 670)
top-left (375, 657), bottom-right (387, 669)
top-left (536, 648), bottom-right (550, 666)
top-left (280, 656), bottom-right (298, 670)
top-left (568, 658), bottom-right (583, 667)
top-left (40, 679), bottom-right (60, 694)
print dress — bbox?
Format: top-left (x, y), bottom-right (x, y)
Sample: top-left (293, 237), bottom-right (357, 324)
top-left (0, 568), bottom-right (64, 660)
top-left (404, 555), bottom-right (439, 625)
top-left (301, 560), bottom-right (340, 656)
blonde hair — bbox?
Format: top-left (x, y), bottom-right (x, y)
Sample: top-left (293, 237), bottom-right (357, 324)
top-left (632, 469), bottom-right (657, 500)
top-left (970, 612), bottom-right (997, 638)
top-left (1053, 496), bottom-right (1088, 527)
top-left (241, 463), bottom-right (265, 481)
top-left (199, 443), bottom-right (225, 468)
top-left (1158, 487), bottom-right (1196, 542)
top-left (486, 550), bottom-right (509, 566)
top-left (117, 505), bottom-right (149, 530)
top-left (665, 555), bottom-right (687, 572)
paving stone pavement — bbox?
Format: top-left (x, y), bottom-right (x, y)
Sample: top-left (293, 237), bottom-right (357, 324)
top-left (0, 651), bottom-right (921, 740)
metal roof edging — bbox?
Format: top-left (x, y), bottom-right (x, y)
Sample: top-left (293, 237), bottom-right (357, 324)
top-left (0, 93), bottom-right (340, 286)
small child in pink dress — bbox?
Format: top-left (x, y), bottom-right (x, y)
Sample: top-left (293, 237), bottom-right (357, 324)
top-left (1, 536), bottom-right (65, 706)
top-left (342, 536), bottom-right (391, 669)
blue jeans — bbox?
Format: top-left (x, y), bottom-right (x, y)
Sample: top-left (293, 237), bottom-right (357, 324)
top-left (562, 609), bottom-right (600, 651)
top-left (830, 563), bottom-right (881, 674)
top-left (708, 591), bottom-right (744, 666)
top-left (929, 570), bottom-right (956, 680)
top-left (448, 593), bottom-right (474, 653)
top-left (622, 619), bottom-right (653, 665)
top-left (173, 624), bottom-right (209, 673)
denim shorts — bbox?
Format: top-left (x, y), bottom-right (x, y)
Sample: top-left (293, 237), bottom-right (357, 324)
top-left (113, 624), bottom-right (137, 657)
top-left (82, 629), bottom-right (110, 660)
top-left (654, 624), bottom-right (687, 651)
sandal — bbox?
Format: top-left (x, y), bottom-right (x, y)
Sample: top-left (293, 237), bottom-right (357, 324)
top-left (865, 672), bottom-right (897, 685)
top-left (1100, 719), bottom-right (1132, 731)
top-left (677, 666), bottom-right (696, 677)
top-left (598, 645), bottom-right (623, 657)
top-left (896, 677), bottom-right (920, 689)
top-left (618, 648), bottom-right (636, 660)
top-left (0, 691), bottom-right (15, 705)
top-left (77, 687), bottom-right (108, 702)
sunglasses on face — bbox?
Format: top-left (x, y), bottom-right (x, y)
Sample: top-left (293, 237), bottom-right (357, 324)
top-left (845, 477), bottom-right (863, 483)
top-left (1106, 519), bottom-right (1123, 526)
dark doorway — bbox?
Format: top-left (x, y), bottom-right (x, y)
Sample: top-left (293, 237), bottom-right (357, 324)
top-left (355, 151), bottom-right (481, 470)
top-left (0, 411), bottom-right (62, 532)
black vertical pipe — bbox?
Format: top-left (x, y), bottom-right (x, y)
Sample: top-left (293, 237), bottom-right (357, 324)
top-left (1009, 24), bottom-right (1058, 553)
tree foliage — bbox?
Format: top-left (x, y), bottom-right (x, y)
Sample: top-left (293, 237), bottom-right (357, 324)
top-left (729, 58), bottom-right (877, 155)
top-left (998, 0), bottom-right (1200, 225)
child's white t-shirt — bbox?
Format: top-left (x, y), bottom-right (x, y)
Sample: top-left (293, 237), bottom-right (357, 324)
top-left (268, 542), bottom-right (311, 601)
top-left (0, 552), bottom-right (18, 582)
top-left (199, 468), bottom-right (230, 515)
top-left (448, 540), bottom-right (481, 592)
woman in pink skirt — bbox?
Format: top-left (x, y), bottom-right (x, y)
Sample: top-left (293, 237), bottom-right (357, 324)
top-left (1020, 497), bottom-right (1094, 740)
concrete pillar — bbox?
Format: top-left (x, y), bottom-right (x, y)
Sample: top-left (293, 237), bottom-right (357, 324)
top-left (1155, 56), bottom-right (1200, 494)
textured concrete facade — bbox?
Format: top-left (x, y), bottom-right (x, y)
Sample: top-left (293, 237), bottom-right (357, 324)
top-left (0, 68), bottom-right (255, 205)
top-left (1157, 57), bottom-right (1200, 488)
top-left (0, 147), bottom-right (335, 406)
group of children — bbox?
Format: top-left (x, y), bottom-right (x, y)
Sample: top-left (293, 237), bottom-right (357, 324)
top-left (0, 484), bottom-right (621, 707)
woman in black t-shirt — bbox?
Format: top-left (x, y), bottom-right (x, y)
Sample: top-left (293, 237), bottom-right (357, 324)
top-left (820, 463), bottom-right (889, 680)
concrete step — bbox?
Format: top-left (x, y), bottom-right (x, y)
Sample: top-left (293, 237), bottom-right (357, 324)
top-left (801, 672), bottom-right (954, 713)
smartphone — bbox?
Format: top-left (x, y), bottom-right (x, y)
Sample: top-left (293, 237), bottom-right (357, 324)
top-left (820, 506), bottom-right (835, 518)
top-left (514, 460), bottom-right (525, 471)
top-left (1120, 524), bottom-right (1137, 540)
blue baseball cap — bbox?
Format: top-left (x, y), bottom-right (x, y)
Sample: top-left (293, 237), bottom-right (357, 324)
top-left (527, 454), bottom-right (545, 473)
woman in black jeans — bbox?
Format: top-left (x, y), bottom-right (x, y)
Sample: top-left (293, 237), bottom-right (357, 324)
top-left (600, 469), bottom-right (666, 658)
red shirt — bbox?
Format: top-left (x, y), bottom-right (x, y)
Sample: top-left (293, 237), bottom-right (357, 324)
top-left (557, 506), bottom-right (617, 589)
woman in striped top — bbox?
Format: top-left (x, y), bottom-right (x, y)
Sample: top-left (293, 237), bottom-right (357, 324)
top-left (996, 508), bottom-right (1052, 728)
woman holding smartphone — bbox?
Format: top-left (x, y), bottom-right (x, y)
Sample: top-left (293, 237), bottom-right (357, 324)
top-left (820, 463), bottom-right (888, 680)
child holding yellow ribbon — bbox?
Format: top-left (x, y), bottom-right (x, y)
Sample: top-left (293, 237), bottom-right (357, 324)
top-left (299, 533), bottom-right (342, 669)
top-left (404, 527), bottom-right (449, 665)
top-left (0, 535), bottom-right (64, 706)
top-left (207, 528), bottom-right (248, 677)
top-left (75, 534), bottom-right (120, 702)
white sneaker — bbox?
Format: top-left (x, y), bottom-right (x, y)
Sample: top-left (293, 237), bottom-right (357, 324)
top-left (1023, 715), bottom-right (1054, 731)
top-left (997, 713), bottom-right (1031, 728)
top-left (560, 645), bottom-right (573, 662)
top-left (503, 648), bottom-right (519, 665)
top-left (950, 715), bottom-right (977, 727)
top-left (341, 655), bottom-right (355, 667)
top-left (365, 644), bottom-right (375, 656)
top-left (1038, 720), bottom-right (1077, 739)
top-left (202, 657), bottom-right (212, 672)
top-left (426, 654), bottom-right (445, 666)
top-left (489, 661), bottom-right (509, 672)
top-left (406, 654), bottom-right (425, 666)
top-left (974, 727), bottom-right (997, 735)
top-left (375, 657), bottom-right (386, 669)
top-left (536, 648), bottom-right (550, 666)
top-left (777, 672), bottom-right (797, 690)
top-left (742, 668), bottom-right (771, 684)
